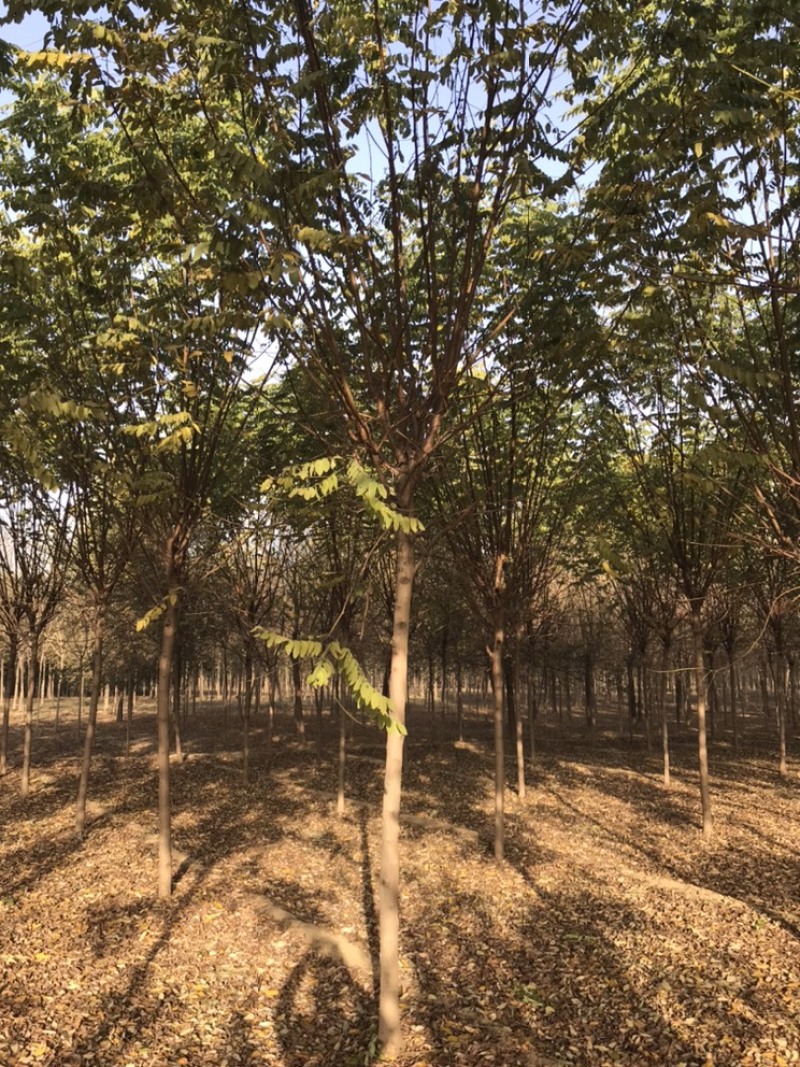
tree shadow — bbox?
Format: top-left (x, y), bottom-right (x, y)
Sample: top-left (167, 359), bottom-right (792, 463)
top-left (276, 950), bottom-right (378, 1066)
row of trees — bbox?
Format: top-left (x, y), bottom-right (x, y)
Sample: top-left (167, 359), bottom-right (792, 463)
top-left (1, 0), bottom-right (799, 1054)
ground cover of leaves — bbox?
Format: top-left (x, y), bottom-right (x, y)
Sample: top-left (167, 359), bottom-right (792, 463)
top-left (1, 703), bottom-right (799, 1067)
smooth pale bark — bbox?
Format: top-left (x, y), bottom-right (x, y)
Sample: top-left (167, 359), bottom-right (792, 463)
top-left (690, 611), bottom-right (712, 839)
top-left (75, 612), bottom-right (105, 837)
top-left (21, 632), bottom-right (40, 797)
top-left (157, 588), bottom-right (178, 900)
top-left (378, 525), bottom-right (414, 1058)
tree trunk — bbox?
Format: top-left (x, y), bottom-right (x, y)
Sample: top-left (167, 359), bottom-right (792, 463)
top-left (728, 649), bottom-right (739, 755)
top-left (76, 610), bottom-right (105, 837)
top-left (488, 596), bottom-right (506, 863)
top-left (243, 646), bottom-right (253, 784)
top-left (337, 680), bottom-right (347, 817)
top-left (527, 661), bottom-right (537, 769)
top-left (455, 656), bottom-right (464, 742)
top-left (292, 659), bottom-right (305, 739)
top-left (775, 652), bottom-right (788, 777)
top-left (172, 643), bottom-right (184, 762)
top-left (157, 587), bottom-right (179, 899)
top-left (1, 636), bottom-right (17, 777)
top-left (77, 661), bottom-right (85, 741)
top-left (55, 655), bottom-right (63, 731)
top-left (21, 631), bottom-right (40, 797)
top-left (690, 610), bottom-right (712, 838)
top-left (660, 644), bottom-right (671, 787)
top-left (126, 675), bottom-right (134, 757)
top-left (378, 523), bottom-right (415, 1058)
top-left (504, 654), bottom-right (524, 800)
top-left (584, 650), bottom-right (597, 735)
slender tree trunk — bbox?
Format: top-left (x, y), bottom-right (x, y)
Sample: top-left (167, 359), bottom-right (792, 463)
top-left (641, 663), bottom-right (652, 751)
top-left (690, 610), bottom-right (712, 838)
top-left (775, 652), bottom-right (788, 777)
top-left (292, 659), bottom-right (305, 739)
top-left (21, 632), bottom-right (41, 796)
top-left (157, 585), bottom-right (179, 899)
top-left (439, 627), bottom-right (448, 743)
top-left (660, 643), bottom-right (671, 787)
top-left (37, 654), bottom-right (46, 717)
top-left (527, 661), bottom-right (537, 769)
top-left (337, 685), bottom-right (347, 817)
top-left (126, 675), bottom-right (134, 757)
top-left (76, 611), bottom-right (105, 837)
top-left (505, 654), bottom-right (524, 800)
top-left (426, 650), bottom-right (436, 743)
top-left (760, 660), bottom-right (770, 723)
top-left (172, 644), bottom-right (184, 762)
top-left (243, 646), bottom-right (253, 784)
top-left (789, 657), bottom-right (798, 732)
top-left (378, 523), bottom-right (415, 1058)
top-left (728, 649), bottom-right (739, 755)
top-left (77, 661), bottom-right (85, 741)
top-left (455, 656), bottom-right (464, 742)
top-left (314, 685), bottom-right (324, 763)
top-left (1, 637), bottom-right (17, 777)
top-left (584, 650), bottom-right (597, 736)
top-left (488, 592), bottom-right (506, 863)
top-left (55, 654), bottom-right (63, 731)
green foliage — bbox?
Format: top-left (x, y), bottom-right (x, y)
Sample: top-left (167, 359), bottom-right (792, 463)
top-left (262, 456), bottom-right (424, 535)
top-left (134, 590), bottom-right (179, 633)
top-left (254, 628), bottom-right (405, 735)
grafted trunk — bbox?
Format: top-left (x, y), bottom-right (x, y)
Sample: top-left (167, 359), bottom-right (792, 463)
top-left (378, 523), bottom-right (415, 1058)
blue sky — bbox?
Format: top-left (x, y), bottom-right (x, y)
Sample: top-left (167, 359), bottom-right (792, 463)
top-left (0, 5), bottom-right (48, 50)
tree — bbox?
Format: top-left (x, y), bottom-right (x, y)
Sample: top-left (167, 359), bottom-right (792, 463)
top-left (0, 472), bottom-right (72, 796)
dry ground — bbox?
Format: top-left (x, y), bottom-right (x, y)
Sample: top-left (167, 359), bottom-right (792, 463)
top-left (1, 698), bottom-right (799, 1067)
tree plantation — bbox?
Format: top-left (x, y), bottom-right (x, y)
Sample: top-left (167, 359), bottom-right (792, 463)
top-left (1, 2), bottom-right (800, 1064)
